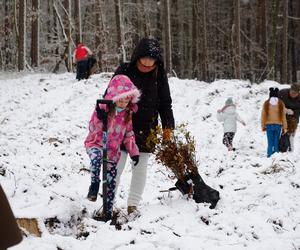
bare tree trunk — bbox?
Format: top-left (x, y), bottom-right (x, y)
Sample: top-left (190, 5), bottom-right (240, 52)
top-left (192, 1), bottom-right (198, 78)
top-left (164, 0), bottom-right (172, 73)
top-left (214, 0), bottom-right (220, 79)
top-left (290, 0), bottom-right (298, 83)
top-left (95, 0), bottom-right (107, 72)
top-left (201, 0), bottom-right (209, 81)
top-left (140, 0), bottom-right (150, 37)
top-left (95, 1), bottom-right (102, 72)
top-left (74, 0), bottom-right (82, 44)
top-left (270, 0), bottom-right (280, 80)
top-left (155, 0), bottom-right (162, 41)
top-left (297, 0), bottom-right (300, 82)
top-left (53, 0), bottom-right (69, 72)
top-left (282, 0), bottom-right (288, 84)
top-left (255, 0), bottom-right (268, 81)
top-left (47, 0), bottom-right (54, 44)
top-left (245, 16), bottom-right (254, 81)
top-left (4, 0), bottom-right (11, 68)
top-left (186, 2), bottom-right (193, 77)
top-left (177, 0), bottom-right (185, 77)
top-left (64, 0), bottom-right (72, 71)
top-left (18, 0), bottom-right (26, 71)
top-left (170, 0), bottom-right (179, 76)
top-left (31, 0), bottom-right (39, 67)
top-left (131, 0), bottom-right (140, 42)
top-left (233, 0), bottom-right (241, 79)
top-left (53, 1), bottom-right (59, 58)
top-left (114, 0), bottom-right (125, 62)
top-left (47, 0), bottom-right (51, 44)
top-left (129, 0), bottom-right (136, 39)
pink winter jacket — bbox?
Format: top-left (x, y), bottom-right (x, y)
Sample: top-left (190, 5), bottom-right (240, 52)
top-left (84, 75), bottom-right (140, 163)
top-left (84, 109), bottom-right (139, 163)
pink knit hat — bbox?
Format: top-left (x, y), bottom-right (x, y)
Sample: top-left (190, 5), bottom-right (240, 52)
top-left (105, 75), bottom-right (141, 104)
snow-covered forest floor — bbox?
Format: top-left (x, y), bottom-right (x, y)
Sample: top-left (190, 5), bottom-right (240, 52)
top-left (0, 73), bottom-right (299, 250)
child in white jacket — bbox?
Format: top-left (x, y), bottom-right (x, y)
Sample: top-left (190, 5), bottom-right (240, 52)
top-left (217, 97), bottom-right (246, 151)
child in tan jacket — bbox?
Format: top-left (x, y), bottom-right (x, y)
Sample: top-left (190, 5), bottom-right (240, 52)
top-left (261, 87), bottom-right (287, 157)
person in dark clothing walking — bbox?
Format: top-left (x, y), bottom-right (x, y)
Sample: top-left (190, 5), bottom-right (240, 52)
top-left (278, 83), bottom-right (300, 151)
top-left (0, 185), bottom-right (22, 249)
top-left (73, 43), bottom-right (93, 81)
top-left (111, 38), bottom-right (175, 215)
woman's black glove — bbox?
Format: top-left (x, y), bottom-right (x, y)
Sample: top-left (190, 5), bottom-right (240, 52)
top-left (131, 155), bottom-right (139, 166)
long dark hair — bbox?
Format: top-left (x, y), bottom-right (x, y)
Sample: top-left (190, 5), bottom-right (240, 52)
top-left (263, 99), bottom-right (285, 121)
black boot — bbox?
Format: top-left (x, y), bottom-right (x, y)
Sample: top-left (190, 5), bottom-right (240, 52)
top-left (175, 173), bottom-right (220, 209)
top-left (93, 210), bottom-right (112, 222)
top-left (175, 178), bottom-right (191, 195)
top-left (190, 173), bottom-right (220, 209)
top-left (87, 182), bottom-right (100, 202)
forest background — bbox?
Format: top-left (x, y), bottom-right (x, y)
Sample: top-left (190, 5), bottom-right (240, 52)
top-left (1, 0), bottom-right (300, 83)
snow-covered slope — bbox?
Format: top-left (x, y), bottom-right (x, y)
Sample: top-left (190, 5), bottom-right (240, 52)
top-left (0, 73), bottom-right (299, 250)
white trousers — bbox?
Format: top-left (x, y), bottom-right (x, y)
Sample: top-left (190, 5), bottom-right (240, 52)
top-left (115, 151), bottom-right (150, 207)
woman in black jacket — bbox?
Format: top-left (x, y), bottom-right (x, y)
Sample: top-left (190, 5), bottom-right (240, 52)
top-left (113, 38), bottom-right (175, 215)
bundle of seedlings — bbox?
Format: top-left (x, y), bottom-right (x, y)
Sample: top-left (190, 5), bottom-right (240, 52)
top-left (147, 123), bottom-right (220, 209)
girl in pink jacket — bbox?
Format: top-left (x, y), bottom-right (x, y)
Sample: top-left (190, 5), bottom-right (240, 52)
top-left (84, 75), bottom-right (140, 220)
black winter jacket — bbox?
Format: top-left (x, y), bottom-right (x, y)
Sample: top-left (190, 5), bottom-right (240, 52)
top-left (279, 88), bottom-right (300, 123)
top-left (114, 38), bottom-right (175, 152)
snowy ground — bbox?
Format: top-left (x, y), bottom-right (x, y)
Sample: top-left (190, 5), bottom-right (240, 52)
top-left (0, 72), bottom-right (299, 250)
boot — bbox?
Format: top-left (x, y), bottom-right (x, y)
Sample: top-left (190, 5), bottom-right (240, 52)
top-left (175, 178), bottom-right (191, 195)
top-left (87, 182), bottom-right (99, 202)
top-left (126, 206), bottom-right (141, 221)
top-left (175, 173), bottom-right (220, 209)
top-left (93, 210), bottom-right (112, 222)
top-left (190, 173), bottom-right (220, 209)
top-left (93, 207), bottom-right (120, 221)
top-left (127, 206), bottom-right (137, 215)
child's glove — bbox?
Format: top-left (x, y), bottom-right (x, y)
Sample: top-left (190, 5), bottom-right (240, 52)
top-left (131, 155), bottom-right (139, 166)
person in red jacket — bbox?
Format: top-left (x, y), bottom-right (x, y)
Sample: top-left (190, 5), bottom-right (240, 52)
top-left (73, 43), bottom-right (92, 80)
